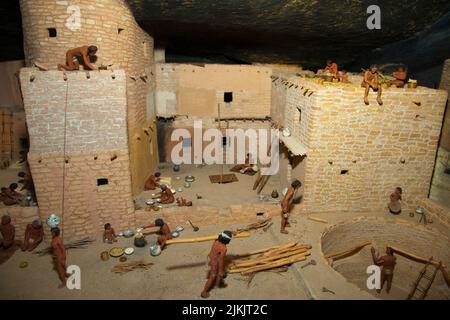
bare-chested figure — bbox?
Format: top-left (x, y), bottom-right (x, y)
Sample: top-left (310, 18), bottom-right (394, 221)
top-left (176, 197), bottom-right (193, 207)
top-left (103, 223), bottom-right (117, 244)
top-left (58, 45), bottom-right (98, 71)
top-left (319, 60), bottom-right (339, 78)
top-left (280, 180), bottom-right (302, 234)
top-left (144, 172), bottom-right (161, 191)
top-left (388, 187), bottom-right (402, 215)
top-left (1, 187), bottom-right (18, 206)
top-left (371, 246), bottom-right (396, 294)
top-left (142, 218), bottom-right (172, 250)
top-left (158, 184), bottom-right (175, 204)
top-left (51, 227), bottom-right (69, 288)
top-left (0, 215), bottom-right (17, 249)
top-left (362, 66), bottom-right (383, 106)
top-left (21, 219), bottom-right (44, 252)
top-left (201, 231), bottom-right (234, 298)
top-left (391, 66), bottom-right (407, 88)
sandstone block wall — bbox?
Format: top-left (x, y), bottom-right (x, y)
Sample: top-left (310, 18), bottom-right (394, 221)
top-left (20, 69), bottom-right (134, 240)
top-left (19, 0), bottom-right (159, 195)
top-left (285, 79), bottom-right (448, 214)
top-left (155, 64), bottom-right (272, 118)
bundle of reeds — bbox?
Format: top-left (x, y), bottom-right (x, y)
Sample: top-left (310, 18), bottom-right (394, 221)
top-left (238, 218), bottom-right (272, 232)
top-left (35, 237), bottom-right (95, 256)
top-left (111, 261), bottom-right (154, 274)
top-left (227, 242), bottom-right (312, 276)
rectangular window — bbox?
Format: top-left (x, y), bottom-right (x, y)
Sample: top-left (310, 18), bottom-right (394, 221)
top-left (224, 92), bottom-right (233, 103)
top-left (97, 178), bottom-right (109, 186)
top-left (48, 28), bottom-right (57, 38)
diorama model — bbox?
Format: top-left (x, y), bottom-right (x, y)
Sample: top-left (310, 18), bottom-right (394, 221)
top-left (0, 0), bottom-right (449, 301)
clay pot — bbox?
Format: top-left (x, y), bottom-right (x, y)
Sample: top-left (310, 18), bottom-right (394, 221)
top-left (271, 190), bottom-right (279, 199)
top-left (100, 251), bottom-right (109, 261)
top-left (134, 236), bottom-right (147, 248)
top-left (173, 164), bottom-right (181, 172)
top-left (119, 256), bottom-right (127, 262)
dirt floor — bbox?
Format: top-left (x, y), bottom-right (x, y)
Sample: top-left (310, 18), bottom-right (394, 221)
top-left (0, 223), bottom-right (309, 300)
top-left (136, 164), bottom-right (282, 209)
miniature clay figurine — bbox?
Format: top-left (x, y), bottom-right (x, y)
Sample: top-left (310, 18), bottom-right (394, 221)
top-left (280, 180), bottom-right (302, 234)
top-left (201, 230), bottom-right (234, 298)
top-left (0, 187), bottom-right (19, 206)
top-left (371, 246), bottom-right (396, 294)
top-left (320, 60), bottom-right (339, 78)
top-left (339, 70), bottom-right (350, 83)
top-left (176, 197), bottom-right (193, 207)
top-left (391, 66), bottom-right (407, 88)
top-left (51, 227), bottom-right (69, 288)
top-left (362, 66), bottom-right (383, 105)
top-left (144, 172), bottom-right (161, 190)
top-left (141, 218), bottom-right (172, 250)
top-left (158, 184), bottom-right (175, 204)
top-left (21, 219), bottom-right (44, 252)
top-left (103, 223), bottom-right (117, 244)
top-left (0, 215), bottom-right (17, 249)
top-left (388, 187), bottom-right (402, 215)
top-left (57, 45), bottom-right (98, 71)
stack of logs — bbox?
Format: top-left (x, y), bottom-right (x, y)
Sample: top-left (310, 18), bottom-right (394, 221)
top-left (228, 241), bottom-right (311, 276)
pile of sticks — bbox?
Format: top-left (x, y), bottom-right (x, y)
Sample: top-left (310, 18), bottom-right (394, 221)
top-left (35, 237), bottom-right (95, 256)
top-left (111, 261), bottom-right (154, 274)
top-left (227, 241), bottom-right (311, 276)
top-left (238, 218), bottom-right (272, 232)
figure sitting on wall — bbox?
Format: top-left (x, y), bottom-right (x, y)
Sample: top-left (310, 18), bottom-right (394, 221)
top-left (388, 187), bottom-right (402, 215)
top-left (339, 70), bottom-right (351, 83)
top-left (51, 227), bottom-right (69, 288)
top-left (319, 60), bottom-right (339, 78)
top-left (176, 197), bottom-right (193, 207)
top-left (201, 230), bottom-right (236, 298)
top-left (390, 66), bottom-right (407, 88)
top-left (21, 219), bottom-right (44, 252)
top-left (103, 223), bottom-right (117, 244)
top-left (158, 184), bottom-right (175, 204)
top-left (0, 215), bottom-right (21, 264)
top-left (361, 66), bottom-right (383, 106)
top-left (144, 172), bottom-right (161, 191)
top-left (0, 187), bottom-right (19, 206)
top-left (57, 45), bottom-right (98, 71)
top-left (371, 246), bottom-right (396, 294)
top-left (280, 180), bottom-right (302, 234)
top-left (141, 218), bottom-right (172, 250)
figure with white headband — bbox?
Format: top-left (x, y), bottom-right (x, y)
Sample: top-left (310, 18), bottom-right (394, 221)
top-left (201, 230), bottom-right (235, 298)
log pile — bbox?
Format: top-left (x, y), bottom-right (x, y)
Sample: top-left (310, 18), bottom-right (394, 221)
top-left (111, 261), bottom-right (154, 274)
top-left (35, 237), bottom-right (95, 256)
top-left (238, 218), bottom-right (272, 232)
top-left (227, 242), bottom-right (312, 276)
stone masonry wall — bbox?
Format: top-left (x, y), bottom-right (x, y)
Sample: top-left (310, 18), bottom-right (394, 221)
top-left (20, 69), bottom-right (134, 240)
top-left (293, 79), bottom-right (448, 214)
top-left (438, 59), bottom-right (450, 151)
top-left (19, 0), bottom-right (159, 195)
top-left (155, 64), bottom-right (272, 118)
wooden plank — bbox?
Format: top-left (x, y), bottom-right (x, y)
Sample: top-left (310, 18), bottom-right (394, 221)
top-left (166, 231), bottom-right (250, 245)
top-left (209, 173), bottom-right (238, 184)
top-left (388, 245), bottom-right (446, 268)
top-left (324, 241), bottom-right (372, 259)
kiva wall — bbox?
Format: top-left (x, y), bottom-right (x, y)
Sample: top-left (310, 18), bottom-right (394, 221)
top-left (20, 69), bottom-right (135, 239)
top-left (19, 0), bottom-right (159, 195)
top-left (155, 64), bottom-right (272, 118)
top-left (293, 78), bottom-right (448, 213)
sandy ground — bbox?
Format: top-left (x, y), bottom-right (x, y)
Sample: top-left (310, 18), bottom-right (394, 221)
top-left (0, 223), bottom-right (308, 300)
top-left (136, 163), bottom-right (282, 209)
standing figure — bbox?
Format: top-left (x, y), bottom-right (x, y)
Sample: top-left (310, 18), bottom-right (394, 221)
top-left (21, 219), bottom-right (44, 252)
top-left (391, 66), bottom-right (407, 88)
top-left (103, 223), bottom-right (117, 244)
top-left (362, 66), bottom-right (383, 106)
top-left (201, 231), bottom-right (233, 298)
top-left (158, 184), bottom-right (175, 204)
top-left (388, 187), bottom-right (402, 215)
top-left (57, 45), bottom-right (98, 71)
top-left (51, 227), bottom-right (69, 288)
top-left (371, 247), bottom-right (396, 294)
top-left (280, 180), bottom-right (302, 234)
top-left (142, 218), bottom-right (173, 250)
top-left (0, 215), bottom-right (17, 249)
top-left (144, 172), bottom-right (161, 190)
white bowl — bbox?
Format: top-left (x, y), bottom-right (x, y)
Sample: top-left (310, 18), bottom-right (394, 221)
top-left (175, 226), bottom-right (184, 232)
top-left (124, 247), bottom-right (134, 255)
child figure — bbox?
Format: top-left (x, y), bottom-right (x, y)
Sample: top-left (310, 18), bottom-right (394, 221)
top-left (103, 223), bottom-right (117, 244)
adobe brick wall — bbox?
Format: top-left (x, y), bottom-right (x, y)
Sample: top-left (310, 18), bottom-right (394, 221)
top-left (418, 198), bottom-right (450, 229)
top-left (438, 59), bottom-right (450, 151)
top-left (19, 0), bottom-right (159, 195)
top-left (20, 69), bottom-right (134, 240)
top-left (289, 78), bottom-right (448, 214)
top-left (155, 64), bottom-right (272, 118)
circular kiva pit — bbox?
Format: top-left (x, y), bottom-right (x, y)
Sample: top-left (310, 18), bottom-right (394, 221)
top-left (321, 217), bottom-right (450, 299)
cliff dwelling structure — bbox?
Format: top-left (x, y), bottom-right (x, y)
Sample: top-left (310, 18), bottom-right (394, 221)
top-left (0, 0), bottom-right (449, 301)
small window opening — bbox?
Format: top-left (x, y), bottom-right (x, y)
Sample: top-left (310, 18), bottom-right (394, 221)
top-left (97, 178), bottom-right (109, 186)
top-left (340, 170), bottom-right (349, 175)
top-left (48, 28), bottom-right (57, 37)
top-left (297, 107), bottom-right (302, 122)
top-left (224, 92), bottom-right (233, 103)
top-left (118, 28), bottom-right (124, 34)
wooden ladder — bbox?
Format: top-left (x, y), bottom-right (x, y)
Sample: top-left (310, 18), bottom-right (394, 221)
top-left (407, 257), bottom-right (442, 300)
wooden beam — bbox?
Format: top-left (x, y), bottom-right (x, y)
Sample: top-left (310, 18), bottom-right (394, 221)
top-left (166, 231), bottom-right (250, 245)
top-left (324, 241), bottom-right (372, 259)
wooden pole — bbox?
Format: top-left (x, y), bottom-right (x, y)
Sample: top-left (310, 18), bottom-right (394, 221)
top-left (166, 231), bottom-right (250, 245)
top-left (324, 241), bottom-right (372, 259)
